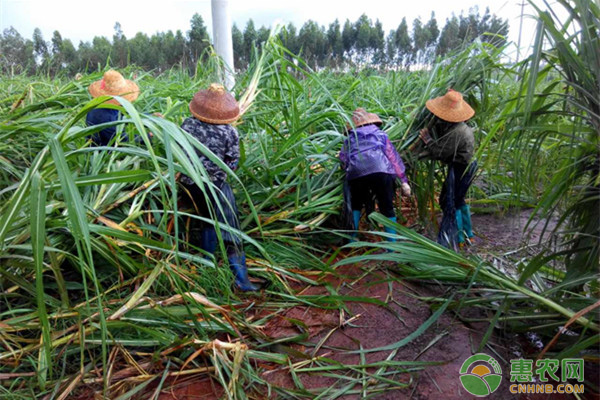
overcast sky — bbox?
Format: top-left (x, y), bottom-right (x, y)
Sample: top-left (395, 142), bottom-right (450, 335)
top-left (1, 0), bottom-right (541, 61)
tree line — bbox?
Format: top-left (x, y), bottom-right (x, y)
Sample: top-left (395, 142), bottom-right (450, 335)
top-left (1, 7), bottom-right (507, 75)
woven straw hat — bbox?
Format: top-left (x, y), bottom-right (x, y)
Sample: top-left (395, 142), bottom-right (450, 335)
top-left (88, 70), bottom-right (139, 104)
top-left (351, 108), bottom-right (383, 128)
top-left (189, 83), bottom-right (240, 125)
top-left (425, 89), bottom-right (474, 123)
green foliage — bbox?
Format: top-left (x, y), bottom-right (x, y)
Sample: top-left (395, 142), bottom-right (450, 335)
top-left (188, 13), bottom-right (210, 64)
top-left (479, 0), bottom-right (600, 279)
top-left (341, 214), bottom-right (598, 360)
top-left (0, 27), bottom-right (36, 74)
top-left (3, 9), bottom-right (508, 76)
top-left (0, 4), bottom-right (597, 395)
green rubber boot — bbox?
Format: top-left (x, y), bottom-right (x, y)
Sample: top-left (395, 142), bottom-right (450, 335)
top-left (384, 217), bottom-right (397, 242)
top-left (461, 205), bottom-right (474, 239)
top-left (456, 208), bottom-right (465, 244)
top-left (351, 210), bottom-right (361, 242)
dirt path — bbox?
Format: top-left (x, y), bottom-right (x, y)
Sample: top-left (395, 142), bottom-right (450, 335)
top-left (157, 261), bottom-right (508, 400)
top-left (156, 209), bottom-right (574, 400)
top-left (470, 208), bottom-right (557, 253)
top-left (259, 264), bottom-right (510, 399)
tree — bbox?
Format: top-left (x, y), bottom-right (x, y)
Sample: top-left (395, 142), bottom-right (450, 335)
top-left (50, 31), bottom-right (77, 74)
top-left (51, 30), bottom-right (62, 56)
top-left (243, 20), bottom-right (257, 64)
top-left (341, 19), bottom-right (355, 61)
top-left (32, 28), bottom-right (50, 70)
top-left (479, 7), bottom-right (508, 48)
top-left (91, 36), bottom-right (112, 69)
top-left (231, 23), bottom-right (244, 69)
top-left (128, 32), bottom-right (151, 69)
top-left (423, 12), bottom-right (439, 64)
top-left (326, 19), bottom-right (343, 67)
top-left (60, 38), bottom-right (77, 74)
top-left (173, 30), bottom-right (187, 68)
top-left (394, 18), bottom-right (411, 69)
top-left (385, 30), bottom-right (396, 66)
top-left (435, 8), bottom-right (508, 57)
top-left (150, 33), bottom-right (166, 71)
top-left (113, 22), bottom-right (128, 68)
top-left (370, 19), bottom-right (385, 65)
top-left (49, 30), bottom-right (63, 74)
top-left (298, 20), bottom-right (326, 68)
top-left (188, 13), bottom-right (209, 65)
top-left (412, 17), bottom-right (432, 66)
top-left (354, 14), bottom-right (372, 63)
top-left (0, 10), bottom-right (510, 74)
top-left (436, 15), bottom-right (461, 56)
top-left (163, 30), bottom-right (179, 68)
top-left (0, 27), bottom-right (35, 74)
top-left (458, 8), bottom-right (479, 44)
top-left (257, 25), bottom-right (270, 49)
top-left (280, 23), bottom-right (299, 56)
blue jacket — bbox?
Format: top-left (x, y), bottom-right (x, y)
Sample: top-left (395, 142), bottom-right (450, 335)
top-left (86, 108), bottom-right (121, 146)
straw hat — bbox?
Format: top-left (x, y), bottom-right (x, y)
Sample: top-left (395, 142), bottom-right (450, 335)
top-left (425, 89), bottom-right (474, 123)
top-left (88, 70), bottom-right (139, 104)
top-left (351, 108), bottom-right (382, 128)
top-left (189, 83), bottom-right (240, 125)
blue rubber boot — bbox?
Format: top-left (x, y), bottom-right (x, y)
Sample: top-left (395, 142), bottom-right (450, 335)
top-left (455, 208), bottom-right (465, 244)
top-left (384, 217), bottom-right (397, 242)
top-left (460, 205), bottom-right (474, 239)
top-left (228, 253), bottom-right (258, 292)
top-left (351, 210), bottom-right (361, 241)
top-left (200, 227), bottom-right (217, 257)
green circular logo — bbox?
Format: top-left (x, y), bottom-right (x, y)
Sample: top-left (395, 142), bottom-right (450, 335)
top-left (459, 353), bottom-right (503, 397)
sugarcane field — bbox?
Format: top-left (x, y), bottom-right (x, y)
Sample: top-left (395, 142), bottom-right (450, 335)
top-left (0, 0), bottom-right (598, 398)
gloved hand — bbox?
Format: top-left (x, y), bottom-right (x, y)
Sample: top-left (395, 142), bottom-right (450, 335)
top-left (419, 128), bottom-right (432, 145)
top-left (401, 182), bottom-right (411, 197)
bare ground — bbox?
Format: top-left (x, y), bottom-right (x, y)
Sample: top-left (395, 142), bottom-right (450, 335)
top-left (152, 209), bottom-right (594, 400)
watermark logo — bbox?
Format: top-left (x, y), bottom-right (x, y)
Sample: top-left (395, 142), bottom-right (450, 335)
top-left (509, 358), bottom-right (584, 395)
top-left (459, 355), bottom-right (585, 396)
top-left (459, 353), bottom-right (503, 397)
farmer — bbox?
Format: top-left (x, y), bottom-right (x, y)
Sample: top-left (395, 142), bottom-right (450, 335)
top-left (179, 83), bottom-right (257, 292)
top-left (339, 108), bottom-right (411, 241)
top-left (86, 70), bottom-right (139, 146)
top-left (415, 89), bottom-right (477, 248)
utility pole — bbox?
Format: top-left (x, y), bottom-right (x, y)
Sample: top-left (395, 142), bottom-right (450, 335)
top-left (516, 0), bottom-right (526, 63)
top-left (211, 0), bottom-right (235, 90)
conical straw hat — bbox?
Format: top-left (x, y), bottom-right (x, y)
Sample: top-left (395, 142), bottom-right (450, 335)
top-left (189, 83), bottom-right (240, 125)
top-left (425, 89), bottom-right (474, 123)
top-left (88, 70), bottom-right (139, 104)
top-left (351, 108), bottom-right (383, 128)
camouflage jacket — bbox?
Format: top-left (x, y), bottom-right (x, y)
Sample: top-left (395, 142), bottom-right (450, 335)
top-left (180, 117), bottom-right (240, 184)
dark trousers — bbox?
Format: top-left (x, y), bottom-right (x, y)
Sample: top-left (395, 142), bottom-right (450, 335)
top-left (440, 162), bottom-right (476, 209)
top-left (180, 180), bottom-right (243, 253)
top-left (438, 161), bottom-right (477, 248)
top-left (348, 172), bottom-right (396, 218)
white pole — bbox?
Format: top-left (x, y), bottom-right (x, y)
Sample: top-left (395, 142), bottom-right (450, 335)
top-left (516, 0), bottom-right (525, 64)
top-left (211, 0), bottom-right (235, 90)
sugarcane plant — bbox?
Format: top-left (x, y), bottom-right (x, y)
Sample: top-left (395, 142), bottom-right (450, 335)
top-left (341, 0), bottom-right (599, 389)
top-left (0, 4), bottom-right (597, 397)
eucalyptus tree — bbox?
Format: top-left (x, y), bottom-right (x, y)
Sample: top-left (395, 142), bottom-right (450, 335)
top-left (243, 19), bottom-right (257, 64)
top-left (231, 23), bottom-right (245, 69)
top-left (0, 27), bottom-right (35, 74)
top-left (394, 18), bottom-right (412, 70)
top-left (188, 13), bottom-right (210, 67)
top-left (327, 19), bottom-right (344, 67)
top-left (112, 22), bottom-right (128, 68)
top-left (32, 28), bottom-right (50, 71)
top-left (423, 12), bottom-right (439, 64)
